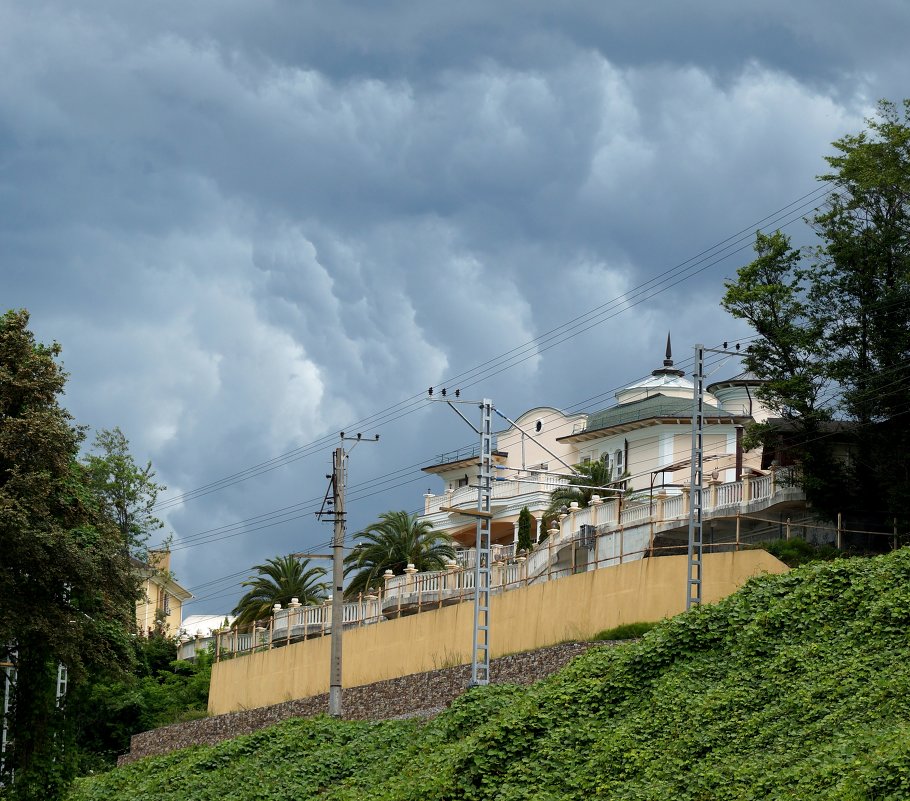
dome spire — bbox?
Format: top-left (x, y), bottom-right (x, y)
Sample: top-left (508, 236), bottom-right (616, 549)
top-left (652, 332), bottom-right (684, 378)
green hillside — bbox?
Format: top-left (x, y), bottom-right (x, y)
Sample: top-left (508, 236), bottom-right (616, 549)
top-left (69, 549), bottom-right (910, 800)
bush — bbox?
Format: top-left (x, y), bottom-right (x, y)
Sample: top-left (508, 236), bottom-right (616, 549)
top-left (761, 537), bottom-right (840, 567)
top-left (592, 621), bottom-right (657, 641)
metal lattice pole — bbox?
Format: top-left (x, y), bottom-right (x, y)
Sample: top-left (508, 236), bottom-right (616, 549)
top-left (471, 399), bottom-right (493, 686)
top-left (687, 344), bottom-right (705, 610)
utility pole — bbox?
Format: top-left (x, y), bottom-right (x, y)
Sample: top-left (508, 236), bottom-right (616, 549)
top-left (428, 389), bottom-right (494, 686)
top-left (317, 432), bottom-right (378, 718)
top-left (429, 391), bottom-right (595, 686)
top-left (687, 344), bottom-right (705, 610)
top-left (472, 399), bottom-right (493, 686)
top-left (687, 340), bottom-right (741, 610)
top-left (329, 444), bottom-right (345, 717)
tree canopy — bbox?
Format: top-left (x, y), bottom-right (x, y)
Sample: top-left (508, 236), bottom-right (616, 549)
top-left (0, 310), bottom-right (139, 798)
top-left (232, 556), bottom-right (328, 627)
top-left (343, 511), bottom-right (454, 598)
top-left (722, 99), bottom-right (910, 533)
top-left (82, 426), bottom-right (167, 555)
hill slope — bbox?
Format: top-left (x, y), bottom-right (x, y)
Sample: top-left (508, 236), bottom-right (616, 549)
top-left (69, 550), bottom-right (910, 800)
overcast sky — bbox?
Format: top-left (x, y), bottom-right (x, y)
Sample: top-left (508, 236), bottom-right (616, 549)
top-left (2, 1), bottom-right (907, 616)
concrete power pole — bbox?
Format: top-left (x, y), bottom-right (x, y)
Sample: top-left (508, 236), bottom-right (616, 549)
top-left (329, 445), bottom-right (345, 717)
top-left (317, 432), bottom-right (378, 719)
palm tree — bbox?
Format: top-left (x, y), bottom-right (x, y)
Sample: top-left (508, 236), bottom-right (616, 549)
top-left (542, 456), bottom-right (625, 536)
top-left (232, 556), bottom-right (328, 627)
top-left (343, 511), bottom-right (455, 598)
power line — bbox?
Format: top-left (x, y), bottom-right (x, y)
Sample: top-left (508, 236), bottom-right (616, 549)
top-left (152, 186), bottom-right (835, 512)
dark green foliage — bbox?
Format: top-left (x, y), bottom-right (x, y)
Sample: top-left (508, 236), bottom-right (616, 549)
top-left (66, 636), bottom-right (212, 774)
top-left (232, 556), bottom-right (328, 627)
top-left (516, 506), bottom-right (533, 553)
top-left (0, 310), bottom-right (138, 798)
top-left (592, 621), bottom-right (657, 640)
top-left (68, 549), bottom-right (910, 800)
top-left (723, 100), bottom-right (910, 533)
top-left (760, 537), bottom-right (842, 568)
top-left (82, 427), bottom-right (167, 555)
top-left (343, 511), bottom-right (454, 598)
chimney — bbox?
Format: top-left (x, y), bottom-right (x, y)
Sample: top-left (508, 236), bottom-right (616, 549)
top-left (150, 549), bottom-right (171, 573)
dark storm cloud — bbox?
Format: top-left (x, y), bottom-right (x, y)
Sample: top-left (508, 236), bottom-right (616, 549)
top-left (0, 0), bottom-right (904, 608)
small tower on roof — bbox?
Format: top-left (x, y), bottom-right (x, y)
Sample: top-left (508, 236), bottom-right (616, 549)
top-left (650, 332), bottom-right (685, 379)
top-left (614, 332), bottom-right (694, 404)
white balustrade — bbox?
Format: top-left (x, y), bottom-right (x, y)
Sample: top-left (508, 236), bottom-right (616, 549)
top-left (620, 503), bottom-right (652, 525)
top-left (750, 473), bottom-right (771, 500)
top-left (717, 481), bottom-right (743, 506)
top-left (662, 495), bottom-right (684, 520)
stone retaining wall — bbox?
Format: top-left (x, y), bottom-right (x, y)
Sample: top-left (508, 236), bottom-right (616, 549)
top-left (120, 641), bottom-right (606, 765)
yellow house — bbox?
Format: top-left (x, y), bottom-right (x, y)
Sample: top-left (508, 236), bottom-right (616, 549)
top-left (134, 550), bottom-right (192, 636)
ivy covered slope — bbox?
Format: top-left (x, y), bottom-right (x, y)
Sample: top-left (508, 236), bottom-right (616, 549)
top-left (70, 550), bottom-right (910, 801)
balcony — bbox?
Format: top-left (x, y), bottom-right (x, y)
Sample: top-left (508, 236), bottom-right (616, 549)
top-left (423, 473), bottom-right (568, 515)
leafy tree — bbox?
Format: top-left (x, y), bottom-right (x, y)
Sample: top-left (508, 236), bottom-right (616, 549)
top-left (516, 506), bottom-right (534, 553)
top-left (82, 427), bottom-right (167, 555)
top-left (67, 635), bottom-right (213, 774)
top-left (343, 511), bottom-right (454, 598)
top-left (0, 310), bottom-right (138, 799)
top-left (723, 100), bottom-right (910, 532)
top-left (232, 556), bottom-right (328, 627)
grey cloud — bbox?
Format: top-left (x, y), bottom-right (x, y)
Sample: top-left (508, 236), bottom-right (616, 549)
top-left (1, 0), bottom-right (904, 607)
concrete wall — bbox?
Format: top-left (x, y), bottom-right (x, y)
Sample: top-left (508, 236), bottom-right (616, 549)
top-left (209, 550), bottom-right (786, 715)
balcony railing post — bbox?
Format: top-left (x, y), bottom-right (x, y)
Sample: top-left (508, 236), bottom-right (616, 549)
top-left (445, 559), bottom-right (457, 592)
top-left (547, 523), bottom-right (559, 582)
top-left (743, 474), bottom-right (752, 503)
top-left (682, 485), bottom-right (690, 516)
top-left (709, 479), bottom-right (720, 510)
top-left (404, 563), bottom-right (417, 594)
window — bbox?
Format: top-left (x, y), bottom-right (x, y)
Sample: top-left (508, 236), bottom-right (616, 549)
top-left (582, 456), bottom-right (591, 465)
top-left (457, 476), bottom-right (469, 488)
top-left (614, 449), bottom-right (624, 479)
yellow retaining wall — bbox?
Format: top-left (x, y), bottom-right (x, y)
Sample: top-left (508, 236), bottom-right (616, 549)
top-left (209, 550), bottom-right (786, 715)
